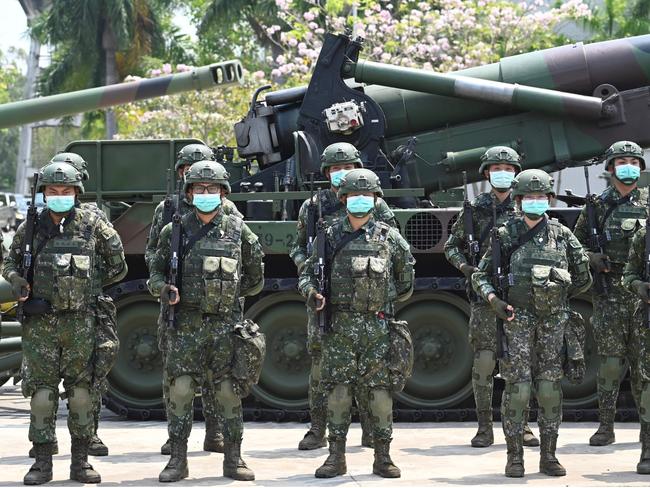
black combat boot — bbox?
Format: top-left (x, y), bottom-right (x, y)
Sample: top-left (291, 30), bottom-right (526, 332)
top-left (298, 411), bottom-right (327, 450)
top-left (315, 437), bottom-right (347, 478)
top-left (590, 408), bottom-right (615, 446)
top-left (523, 422), bottom-right (540, 447)
top-left (372, 438), bottom-right (401, 478)
top-left (223, 439), bottom-right (255, 481)
top-left (29, 441), bottom-right (58, 458)
top-left (637, 422), bottom-right (650, 474)
top-left (539, 432), bottom-right (566, 476)
top-left (203, 416), bottom-right (225, 453)
top-left (23, 443), bottom-right (54, 485)
top-left (359, 409), bottom-right (374, 448)
top-left (160, 438), bottom-right (171, 455)
top-left (471, 410), bottom-right (494, 448)
top-left (69, 438), bottom-right (101, 483)
top-left (505, 435), bottom-right (525, 478)
top-left (158, 437), bottom-right (189, 482)
top-left (88, 435), bottom-right (108, 456)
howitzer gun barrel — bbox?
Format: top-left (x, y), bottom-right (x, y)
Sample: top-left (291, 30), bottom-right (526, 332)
top-left (349, 60), bottom-right (607, 120)
top-left (0, 60), bottom-right (244, 129)
top-left (0, 336), bottom-right (21, 354)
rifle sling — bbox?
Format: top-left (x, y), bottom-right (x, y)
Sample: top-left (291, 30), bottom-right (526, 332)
top-left (507, 216), bottom-right (548, 259)
top-left (599, 193), bottom-right (633, 234)
top-left (330, 228), bottom-right (365, 262)
top-left (28, 214), bottom-right (76, 284)
top-left (182, 222), bottom-right (215, 257)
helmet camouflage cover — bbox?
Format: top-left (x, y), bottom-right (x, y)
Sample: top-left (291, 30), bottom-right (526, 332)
top-left (511, 169), bottom-right (555, 198)
top-left (337, 168), bottom-right (383, 198)
top-left (38, 161), bottom-right (84, 194)
top-left (320, 142), bottom-right (363, 173)
top-left (183, 160), bottom-right (231, 194)
top-left (478, 146), bottom-right (522, 174)
top-left (176, 143), bottom-right (215, 170)
top-left (604, 140), bottom-right (646, 170)
top-left (50, 152), bottom-right (89, 181)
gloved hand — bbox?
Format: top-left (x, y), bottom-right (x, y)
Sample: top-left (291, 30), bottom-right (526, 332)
top-left (632, 281), bottom-right (650, 302)
top-left (306, 288), bottom-right (325, 311)
top-left (7, 272), bottom-right (29, 299)
top-left (490, 296), bottom-right (513, 321)
top-left (160, 284), bottom-right (179, 305)
top-left (589, 252), bottom-right (610, 273)
top-left (460, 263), bottom-right (478, 280)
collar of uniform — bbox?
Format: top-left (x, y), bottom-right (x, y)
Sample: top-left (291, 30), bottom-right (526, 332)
top-left (40, 207), bottom-right (76, 236)
top-left (604, 184), bottom-right (639, 202)
top-left (341, 214), bottom-right (375, 234)
top-left (189, 207), bottom-right (224, 227)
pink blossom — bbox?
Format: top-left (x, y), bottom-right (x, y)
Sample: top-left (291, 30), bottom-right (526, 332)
top-left (162, 63), bottom-right (172, 74)
top-left (303, 11), bottom-right (315, 21)
top-left (149, 68), bottom-right (162, 77)
top-left (253, 70), bottom-right (266, 80)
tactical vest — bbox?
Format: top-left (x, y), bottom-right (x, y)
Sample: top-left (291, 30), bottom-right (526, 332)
top-left (329, 222), bottom-right (395, 312)
top-left (473, 194), bottom-right (516, 255)
top-left (599, 190), bottom-right (648, 268)
top-left (31, 210), bottom-right (101, 312)
top-left (506, 219), bottom-right (572, 315)
top-left (180, 213), bottom-right (243, 315)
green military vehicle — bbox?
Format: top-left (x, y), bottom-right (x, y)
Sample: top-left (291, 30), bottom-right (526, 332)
top-left (3, 32), bottom-right (650, 421)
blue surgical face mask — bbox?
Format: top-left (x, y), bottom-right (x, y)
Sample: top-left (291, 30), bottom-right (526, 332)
top-left (193, 193), bottom-right (221, 213)
top-left (489, 170), bottom-right (515, 190)
top-left (46, 195), bottom-right (75, 213)
top-left (615, 164), bottom-right (641, 184)
top-left (346, 195), bottom-right (374, 217)
top-left (330, 169), bottom-right (350, 188)
top-left (521, 198), bottom-right (549, 218)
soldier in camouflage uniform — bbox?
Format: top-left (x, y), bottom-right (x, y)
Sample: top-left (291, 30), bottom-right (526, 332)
top-left (299, 168), bottom-right (415, 478)
top-left (290, 142), bottom-right (397, 451)
top-left (473, 169), bottom-right (591, 478)
top-left (145, 143), bottom-right (242, 456)
top-left (444, 146), bottom-right (538, 448)
top-left (622, 217), bottom-right (650, 474)
top-left (4, 162), bottom-right (127, 485)
top-left (148, 161), bottom-right (264, 482)
top-left (573, 141), bottom-right (648, 446)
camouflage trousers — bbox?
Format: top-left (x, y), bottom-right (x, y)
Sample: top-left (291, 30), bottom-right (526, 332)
top-left (499, 309), bottom-right (565, 437)
top-left (468, 301), bottom-right (497, 414)
top-left (321, 311), bottom-right (392, 441)
top-left (591, 282), bottom-right (642, 420)
top-left (21, 310), bottom-right (96, 443)
top-left (630, 304), bottom-right (650, 423)
top-left (164, 309), bottom-right (240, 441)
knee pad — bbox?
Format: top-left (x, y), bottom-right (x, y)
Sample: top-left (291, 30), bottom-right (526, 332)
top-left (213, 379), bottom-right (241, 419)
top-left (328, 384), bottom-right (353, 425)
top-left (472, 350), bottom-right (496, 387)
top-left (30, 389), bottom-right (57, 431)
top-left (169, 375), bottom-right (195, 417)
top-left (536, 380), bottom-right (562, 420)
top-left (368, 389), bottom-right (392, 430)
top-left (68, 387), bottom-right (93, 426)
top-left (640, 383), bottom-right (650, 423)
top-left (598, 356), bottom-right (625, 391)
top-left (503, 382), bottom-right (531, 424)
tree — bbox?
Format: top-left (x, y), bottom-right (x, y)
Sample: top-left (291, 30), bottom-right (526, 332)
top-left (581, 0), bottom-right (650, 40)
top-left (0, 48), bottom-right (27, 190)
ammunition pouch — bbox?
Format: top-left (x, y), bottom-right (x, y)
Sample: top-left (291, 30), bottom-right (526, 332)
top-left (563, 310), bottom-right (586, 384)
top-left (22, 297), bottom-right (52, 316)
top-left (93, 295), bottom-right (119, 389)
top-left (350, 256), bottom-right (389, 312)
top-left (231, 319), bottom-right (266, 398)
top-left (51, 253), bottom-right (92, 311)
top-left (388, 319), bottom-right (414, 392)
top-left (201, 256), bottom-right (239, 315)
top-left (531, 265), bottom-right (571, 316)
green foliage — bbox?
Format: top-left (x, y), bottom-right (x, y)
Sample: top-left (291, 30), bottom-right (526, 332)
top-left (0, 49), bottom-right (26, 190)
top-left (582, 0), bottom-right (650, 39)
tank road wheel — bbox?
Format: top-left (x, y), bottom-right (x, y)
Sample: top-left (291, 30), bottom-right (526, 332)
top-left (104, 280), bottom-right (165, 419)
top-left (395, 292), bottom-right (473, 409)
top-left (562, 296), bottom-right (598, 409)
top-left (245, 292), bottom-right (310, 410)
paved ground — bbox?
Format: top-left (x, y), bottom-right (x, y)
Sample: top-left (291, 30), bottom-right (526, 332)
top-left (0, 384), bottom-right (648, 486)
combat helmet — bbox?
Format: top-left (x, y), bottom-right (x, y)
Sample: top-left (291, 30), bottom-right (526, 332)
top-left (176, 143), bottom-right (215, 170)
top-left (50, 152), bottom-right (89, 181)
top-left (184, 160), bottom-right (231, 194)
top-left (511, 169), bottom-right (555, 198)
top-left (604, 141), bottom-right (646, 169)
top-left (337, 168), bottom-right (383, 199)
top-left (320, 142), bottom-right (363, 173)
top-left (478, 146), bottom-right (522, 174)
top-left (37, 162), bottom-right (84, 194)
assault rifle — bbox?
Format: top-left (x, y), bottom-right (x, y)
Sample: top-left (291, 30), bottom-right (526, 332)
top-left (314, 189), bottom-right (330, 335)
top-left (306, 173), bottom-right (318, 255)
top-left (166, 178), bottom-right (183, 329)
top-left (491, 198), bottom-right (511, 358)
top-left (161, 169), bottom-right (174, 226)
top-left (584, 166), bottom-right (610, 295)
top-left (16, 173), bottom-right (39, 323)
top-left (463, 171), bottom-right (479, 266)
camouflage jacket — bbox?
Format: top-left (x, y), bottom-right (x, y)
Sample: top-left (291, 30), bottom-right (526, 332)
top-left (145, 195), bottom-right (242, 271)
top-left (298, 216), bottom-right (415, 313)
top-left (622, 226), bottom-right (649, 291)
top-left (148, 209), bottom-right (264, 301)
top-left (290, 188), bottom-right (397, 273)
top-left (2, 207), bottom-right (127, 306)
top-left (574, 185), bottom-right (649, 273)
top-left (444, 191), bottom-right (517, 270)
top-left (472, 216), bottom-right (591, 310)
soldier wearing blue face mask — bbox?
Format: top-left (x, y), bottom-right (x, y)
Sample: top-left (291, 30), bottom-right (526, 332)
top-left (573, 140), bottom-right (649, 447)
top-left (444, 146), bottom-right (540, 449)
